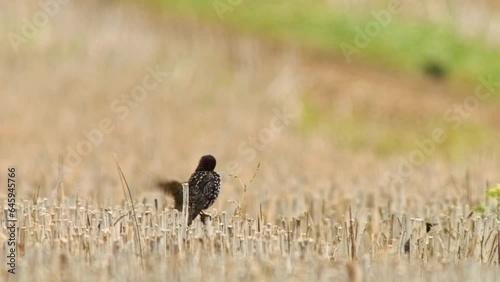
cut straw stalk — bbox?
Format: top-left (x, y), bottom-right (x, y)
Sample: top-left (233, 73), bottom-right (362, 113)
top-left (182, 181), bottom-right (189, 229)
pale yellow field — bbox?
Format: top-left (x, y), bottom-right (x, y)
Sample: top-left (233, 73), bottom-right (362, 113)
top-left (1, 1), bottom-right (500, 281)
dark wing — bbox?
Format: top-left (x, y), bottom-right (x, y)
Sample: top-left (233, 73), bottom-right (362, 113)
top-left (156, 180), bottom-right (183, 211)
top-left (187, 171), bottom-right (220, 225)
top-left (188, 192), bottom-right (210, 225)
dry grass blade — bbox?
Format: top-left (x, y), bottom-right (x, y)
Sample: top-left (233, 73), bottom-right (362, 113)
top-left (497, 231), bottom-right (500, 265)
top-left (349, 206), bottom-right (357, 261)
top-left (32, 185), bottom-right (40, 205)
top-left (113, 213), bottom-right (128, 226)
top-left (114, 154), bottom-right (144, 268)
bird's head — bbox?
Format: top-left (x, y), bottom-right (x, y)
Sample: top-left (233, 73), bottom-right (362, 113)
top-left (196, 155), bottom-right (217, 171)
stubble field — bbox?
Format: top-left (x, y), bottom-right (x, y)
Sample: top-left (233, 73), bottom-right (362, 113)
top-left (1, 1), bottom-right (500, 281)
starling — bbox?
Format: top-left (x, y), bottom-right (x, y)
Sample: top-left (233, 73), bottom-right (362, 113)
top-left (187, 155), bottom-right (221, 225)
top-left (404, 222), bottom-right (436, 253)
top-left (157, 155), bottom-right (221, 225)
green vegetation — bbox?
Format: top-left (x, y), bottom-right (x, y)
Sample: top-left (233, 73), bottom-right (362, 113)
top-left (474, 184), bottom-right (500, 218)
top-left (149, 0), bottom-right (500, 87)
top-left (298, 99), bottom-right (495, 158)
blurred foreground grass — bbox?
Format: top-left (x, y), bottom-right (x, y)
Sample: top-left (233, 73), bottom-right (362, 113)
top-left (2, 189), bottom-right (500, 281)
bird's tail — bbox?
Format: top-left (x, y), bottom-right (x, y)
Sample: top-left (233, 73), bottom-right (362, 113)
top-left (156, 180), bottom-right (183, 211)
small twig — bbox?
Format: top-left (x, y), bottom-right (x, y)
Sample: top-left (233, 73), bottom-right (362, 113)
top-left (228, 162), bottom-right (261, 216)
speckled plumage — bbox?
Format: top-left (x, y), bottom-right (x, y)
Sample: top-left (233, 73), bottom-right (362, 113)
top-left (158, 155), bottom-right (221, 225)
top-left (187, 155), bottom-right (221, 225)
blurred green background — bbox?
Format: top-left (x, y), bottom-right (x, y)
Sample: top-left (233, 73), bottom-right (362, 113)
top-left (148, 0), bottom-right (500, 85)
